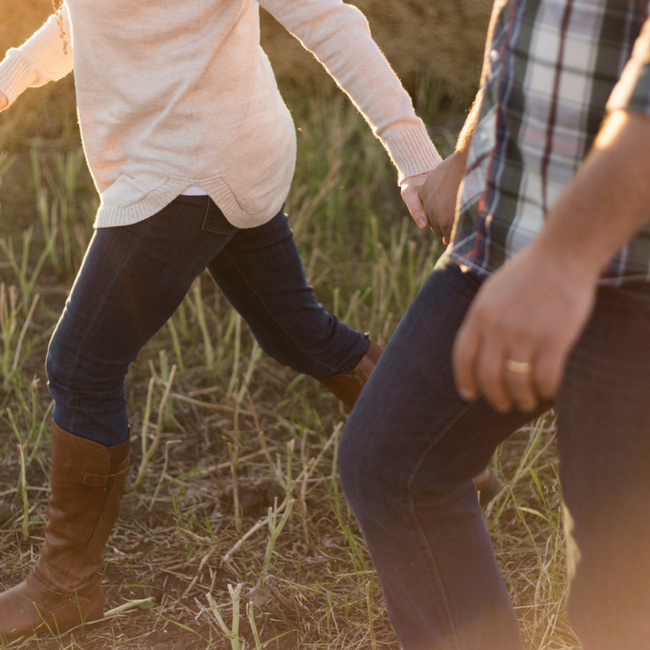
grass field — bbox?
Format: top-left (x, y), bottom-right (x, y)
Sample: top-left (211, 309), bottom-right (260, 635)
top-left (0, 4), bottom-right (579, 650)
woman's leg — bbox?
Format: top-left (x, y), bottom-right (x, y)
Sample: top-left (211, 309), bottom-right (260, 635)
top-left (47, 196), bottom-right (237, 446)
top-left (206, 209), bottom-right (369, 380)
top-left (0, 197), bottom-right (237, 640)
top-left (339, 263), bottom-right (547, 650)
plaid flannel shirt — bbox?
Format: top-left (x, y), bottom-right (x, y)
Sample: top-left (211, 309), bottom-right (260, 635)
top-left (450, 0), bottom-right (650, 284)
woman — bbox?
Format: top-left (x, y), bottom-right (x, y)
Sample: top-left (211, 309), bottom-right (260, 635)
top-left (0, 0), bottom-right (491, 638)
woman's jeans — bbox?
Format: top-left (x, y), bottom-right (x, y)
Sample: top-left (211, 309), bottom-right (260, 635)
top-left (340, 261), bottom-right (650, 650)
top-left (47, 196), bottom-right (368, 446)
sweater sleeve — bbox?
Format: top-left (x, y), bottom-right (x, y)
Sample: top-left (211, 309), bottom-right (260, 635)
top-left (258, 0), bottom-right (442, 182)
top-left (0, 5), bottom-right (73, 107)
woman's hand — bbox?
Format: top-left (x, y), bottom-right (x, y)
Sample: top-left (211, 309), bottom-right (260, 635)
top-left (0, 93), bottom-right (7, 111)
top-left (400, 171), bottom-right (433, 229)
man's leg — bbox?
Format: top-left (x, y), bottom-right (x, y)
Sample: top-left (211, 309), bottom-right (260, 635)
top-left (339, 263), bottom-right (546, 650)
top-left (556, 282), bottom-right (650, 649)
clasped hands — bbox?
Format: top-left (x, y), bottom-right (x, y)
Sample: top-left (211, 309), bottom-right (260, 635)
top-left (400, 149), bottom-right (465, 243)
top-left (401, 152), bottom-right (596, 414)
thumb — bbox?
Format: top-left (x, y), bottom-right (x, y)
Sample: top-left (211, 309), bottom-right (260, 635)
top-left (0, 93), bottom-right (7, 111)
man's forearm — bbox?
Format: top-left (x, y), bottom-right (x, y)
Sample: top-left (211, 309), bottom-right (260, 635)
top-left (456, 88), bottom-right (483, 154)
top-left (531, 109), bottom-right (650, 282)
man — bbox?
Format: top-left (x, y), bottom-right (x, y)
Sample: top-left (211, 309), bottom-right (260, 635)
top-left (339, 1), bottom-right (650, 648)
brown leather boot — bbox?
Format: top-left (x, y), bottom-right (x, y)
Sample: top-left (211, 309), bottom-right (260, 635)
top-left (318, 339), bottom-right (501, 503)
top-left (0, 423), bottom-right (130, 640)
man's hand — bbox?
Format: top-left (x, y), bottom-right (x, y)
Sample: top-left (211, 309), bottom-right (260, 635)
top-left (400, 171), bottom-right (433, 229)
top-left (419, 149), bottom-right (468, 243)
top-left (0, 93), bottom-right (7, 111)
top-left (452, 245), bottom-right (597, 413)
top-left (451, 110), bottom-right (650, 413)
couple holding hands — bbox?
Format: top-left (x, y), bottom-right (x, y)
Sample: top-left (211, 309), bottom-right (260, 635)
top-left (2, 0), bottom-right (650, 648)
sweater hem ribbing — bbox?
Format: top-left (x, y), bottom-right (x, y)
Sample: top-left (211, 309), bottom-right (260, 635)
top-left (94, 177), bottom-right (284, 230)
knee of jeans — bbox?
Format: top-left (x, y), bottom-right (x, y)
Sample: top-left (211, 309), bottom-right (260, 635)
top-left (46, 329), bottom-right (125, 403)
top-left (338, 412), bottom-right (403, 520)
top-left (341, 410), bottom-right (477, 520)
top-left (46, 334), bottom-right (69, 399)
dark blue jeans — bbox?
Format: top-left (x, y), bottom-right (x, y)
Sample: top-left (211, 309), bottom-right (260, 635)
top-left (340, 261), bottom-right (650, 650)
top-left (47, 196), bottom-right (368, 446)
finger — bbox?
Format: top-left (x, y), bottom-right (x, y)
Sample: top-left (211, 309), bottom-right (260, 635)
top-left (452, 316), bottom-right (480, 401)
top-left (533, 340), bottom-right (570, 399)
top-left (503, 353), bottom-right (538, 412)
top-left (0, 93), bottom-right (7, 111)
top-left (476, 341), bottom-right (512, 412)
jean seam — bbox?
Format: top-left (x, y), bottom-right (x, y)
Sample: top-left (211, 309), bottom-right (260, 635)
top-left (202, 196), bottom-right (210, 225)
top-left (404, 398), bottom-right (478, 650)
top-left (61, 218), bottom-right (158, 432)
top-left (218, 248), bottom-right (344, 376)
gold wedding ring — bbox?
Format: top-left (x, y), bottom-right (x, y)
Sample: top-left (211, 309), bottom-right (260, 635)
top-left (505, 359), bottom-right (533, 374)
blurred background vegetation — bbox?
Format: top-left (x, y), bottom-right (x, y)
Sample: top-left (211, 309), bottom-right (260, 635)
top-left (0, 0), bottom-right (492, 139)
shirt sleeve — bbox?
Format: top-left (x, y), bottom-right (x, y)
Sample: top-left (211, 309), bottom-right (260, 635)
top-left (607, 16), bottom-right (650, 116)
top-left (258, 0), bottom-right (441, 182)
top-left (0, 4), bottom-right (73, 107)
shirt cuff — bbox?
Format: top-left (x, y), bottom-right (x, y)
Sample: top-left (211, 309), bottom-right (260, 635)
top-left (607, 18), bottom-right (650, 116)
top-left (0, 49), bottom-right (37, 106)
top-left (383, 122), bottom-right (443, 183)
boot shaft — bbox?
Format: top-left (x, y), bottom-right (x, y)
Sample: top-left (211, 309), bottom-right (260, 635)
top-left (35, 424), bottom-right (130, 592)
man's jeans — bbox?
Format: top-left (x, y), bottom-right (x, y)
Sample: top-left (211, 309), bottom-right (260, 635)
top-left (340, 261), bottom-right (650, 650)
top-left (47, 195), bottom-right (368, 446)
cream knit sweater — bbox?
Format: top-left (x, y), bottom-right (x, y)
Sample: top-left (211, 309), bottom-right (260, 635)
top-left (0, 0), bottom-right (441, 228)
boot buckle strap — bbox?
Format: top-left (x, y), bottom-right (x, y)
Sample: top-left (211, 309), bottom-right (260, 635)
top-left (83, 465), bottom-right (131, 486)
